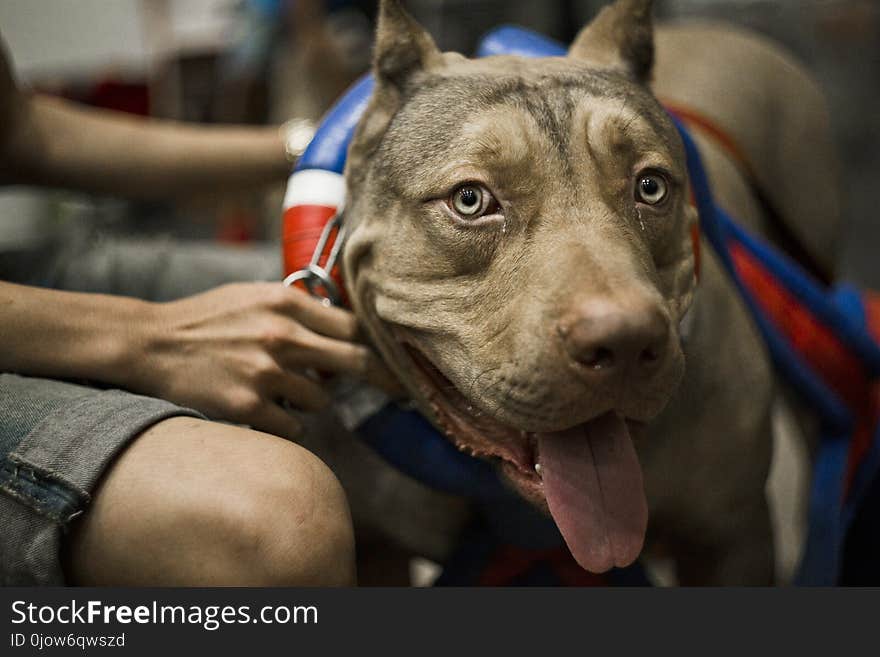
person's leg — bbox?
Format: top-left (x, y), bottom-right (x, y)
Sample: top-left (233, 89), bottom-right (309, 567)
top-left (64, 416), bottom-right (356, 586)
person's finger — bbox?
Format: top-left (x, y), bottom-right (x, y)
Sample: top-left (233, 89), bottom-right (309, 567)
top-left (277, 327), bottom-right (374, 376)
top-left (267, 292), bottom-right (405, 395)
top-left (251, 402), bottom-right (304, 441)
top-left (282, 328), bottom-right (405, 395)
top-left (275, 286), bottom-right (361, 342)
top-left (271, 369), bottom-right (332, 412)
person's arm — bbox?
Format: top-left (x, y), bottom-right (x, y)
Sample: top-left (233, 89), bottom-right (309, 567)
top-left (0, 280), bottom-right (394, 439)
top-left (0, 38), bottom-right (290, 198)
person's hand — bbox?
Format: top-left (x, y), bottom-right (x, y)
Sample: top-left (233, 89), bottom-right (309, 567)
top-left (126, 282), bottom-right (397, 439)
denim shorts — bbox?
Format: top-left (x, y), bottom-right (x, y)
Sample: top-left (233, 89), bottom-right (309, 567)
top-left (0, 373), bottom-right (204, 585)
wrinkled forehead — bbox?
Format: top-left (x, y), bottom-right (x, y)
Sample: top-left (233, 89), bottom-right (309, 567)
top-left (378, 57), bottom-right (680, 179)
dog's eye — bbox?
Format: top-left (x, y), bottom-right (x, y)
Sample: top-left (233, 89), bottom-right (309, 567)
top-left (448, 184), bottom-right (498, 219)
top-left (635, 173), bottom-right (668, 205)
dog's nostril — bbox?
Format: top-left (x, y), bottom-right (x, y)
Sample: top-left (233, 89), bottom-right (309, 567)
top-left (581, 346), bottom-right (615, 370)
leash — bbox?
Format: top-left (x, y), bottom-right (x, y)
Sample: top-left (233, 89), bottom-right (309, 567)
top-left (279, 24), bottom-right (880, 585)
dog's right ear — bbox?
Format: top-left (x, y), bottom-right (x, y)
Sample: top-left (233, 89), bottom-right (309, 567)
top-left (347, 0), bottom-right (443, 184)
top-left (568, 0), bottom-right (654, 84)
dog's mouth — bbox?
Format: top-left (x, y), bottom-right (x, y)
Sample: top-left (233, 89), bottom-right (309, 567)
top-left (401, 340), bottom-right (649, 574)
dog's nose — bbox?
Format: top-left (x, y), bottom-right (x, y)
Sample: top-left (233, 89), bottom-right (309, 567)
top-left (559, 297), bottom-right (670, 374)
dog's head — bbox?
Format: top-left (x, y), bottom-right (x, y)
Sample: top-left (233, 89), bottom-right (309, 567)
top-left (343, 0), bottom-right (697, 572)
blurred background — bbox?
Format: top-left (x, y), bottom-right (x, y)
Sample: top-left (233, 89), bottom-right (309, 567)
top-left (0, 0), bottom-right (877, 284)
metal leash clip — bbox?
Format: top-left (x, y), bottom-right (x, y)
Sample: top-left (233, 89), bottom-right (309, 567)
top-left (282, 211), bottom-right (347, 306)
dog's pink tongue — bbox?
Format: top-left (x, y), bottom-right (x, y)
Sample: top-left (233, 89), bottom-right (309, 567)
top-left (538, 412), bottom-right (648, 573)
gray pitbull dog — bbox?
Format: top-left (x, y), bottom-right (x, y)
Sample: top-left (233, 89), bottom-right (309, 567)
top-left (334, 0), bottom-right (840, 584)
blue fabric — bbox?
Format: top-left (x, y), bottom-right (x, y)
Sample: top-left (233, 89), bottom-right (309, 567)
top-left (832, 284), bottom-right (867, 330)
top-left (476, 25), bottom-right (566, 58)
top-left (295, 74), bottom-right (375, 174)
top-left (357, 403), bottom-right (509, 501)
top-left (833, 293), bottom-right (880, 537)
top-left (847, 424), bottom-right (880, 528)
top-left (796, 433), bottom-right (849, 585)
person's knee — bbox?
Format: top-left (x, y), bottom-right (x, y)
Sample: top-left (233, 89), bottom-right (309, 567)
top-left (66, 418), bottom-right (356, 586)
top-left (230, 445), bottom-right (356, 586)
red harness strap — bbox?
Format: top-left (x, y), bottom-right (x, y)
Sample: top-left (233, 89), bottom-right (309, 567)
top-left (281, 169), bottom-right (349, 306)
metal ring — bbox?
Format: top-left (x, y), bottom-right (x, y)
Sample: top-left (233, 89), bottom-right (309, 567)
top-left (282, 264), bottom-right (342, 306)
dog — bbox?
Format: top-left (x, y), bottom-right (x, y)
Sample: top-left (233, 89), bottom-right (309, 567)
top-left (319, 0), bottom-right (841, 585)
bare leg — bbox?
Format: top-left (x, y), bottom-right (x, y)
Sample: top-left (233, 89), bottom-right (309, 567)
top-left (63, 417), bottom-right (356, 586)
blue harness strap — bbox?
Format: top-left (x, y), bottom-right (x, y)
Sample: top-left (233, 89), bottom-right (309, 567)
top-left (292, 24), bottom-right (880, 585)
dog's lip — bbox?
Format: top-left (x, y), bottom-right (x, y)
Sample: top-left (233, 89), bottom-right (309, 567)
top-left (395, 332), bottom-right (647, 487)
top-left (399, 338), bottom-right (539, 477)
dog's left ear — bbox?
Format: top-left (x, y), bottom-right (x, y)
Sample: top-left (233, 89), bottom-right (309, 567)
top-left (373, 0), bottom-right (443, 90)
top-left (568, 0), bottom-right (654, 84)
